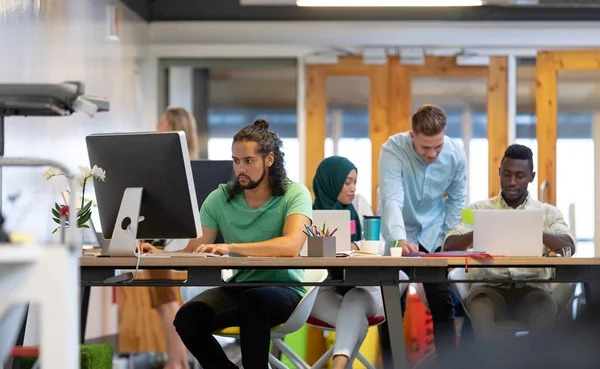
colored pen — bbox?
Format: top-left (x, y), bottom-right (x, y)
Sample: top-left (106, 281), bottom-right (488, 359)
top-left (329, 227), bottom-right (339, 237)
top-left (304, 224), bottom-right (314, 237)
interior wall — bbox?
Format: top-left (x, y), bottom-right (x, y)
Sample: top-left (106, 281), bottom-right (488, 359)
top-left (0, 0), bottom-right (150, 344)
top-left (0, 0), bottom-right (150, 240)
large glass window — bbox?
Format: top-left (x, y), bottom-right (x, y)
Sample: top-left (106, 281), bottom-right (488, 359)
top-left (164, 60), bottom-right (300, 180)
top-left (206, 109), bottom-right (300, 181)
top-left (324, 108), bottom-right (372, 203)
top-left (515, 112), bottom-right (593, 242)
top-left (323, 77), bottom-right (372, 203)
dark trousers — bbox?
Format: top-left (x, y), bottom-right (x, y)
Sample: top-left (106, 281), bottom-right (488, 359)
top-left (402, 246), bottom-right (457, 361)
top-left (174, 286), bottom-right (302, 369)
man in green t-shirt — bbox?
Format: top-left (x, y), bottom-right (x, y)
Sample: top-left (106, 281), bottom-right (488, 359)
top-left (143, 119), bottom-right (312, 369)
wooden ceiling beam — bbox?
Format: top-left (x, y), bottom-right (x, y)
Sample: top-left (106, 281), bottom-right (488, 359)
top-left (408, 56), bottom-right (489, 78)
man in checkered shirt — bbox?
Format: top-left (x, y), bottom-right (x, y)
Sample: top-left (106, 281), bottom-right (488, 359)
top-left (443, 144), bottom-right (575, 341)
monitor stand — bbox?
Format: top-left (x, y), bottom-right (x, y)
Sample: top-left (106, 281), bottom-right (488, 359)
top-left (107, 187), bottom-right (144, 257)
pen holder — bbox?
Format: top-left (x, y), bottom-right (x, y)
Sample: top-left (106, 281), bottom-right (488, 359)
top-left (307, 237), bottom-right (336, 257)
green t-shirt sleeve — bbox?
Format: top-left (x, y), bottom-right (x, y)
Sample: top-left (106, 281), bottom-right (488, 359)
top-left (200, 189), bottom-right (221, 230)
top-left (285, 182), bottom-right (313, 221)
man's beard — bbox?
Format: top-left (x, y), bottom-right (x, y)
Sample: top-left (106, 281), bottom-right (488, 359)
top-left (238, 165), bottom-right (267, 190)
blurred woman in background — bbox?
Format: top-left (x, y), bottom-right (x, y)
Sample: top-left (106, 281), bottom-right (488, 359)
top-left (150, 107), bottom-right (198, 369)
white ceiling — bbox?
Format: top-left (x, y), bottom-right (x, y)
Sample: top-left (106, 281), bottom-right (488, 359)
top-left (150, 21), bottom-right (600, 49)
top-left (208, 66), bottom-right (600, 112)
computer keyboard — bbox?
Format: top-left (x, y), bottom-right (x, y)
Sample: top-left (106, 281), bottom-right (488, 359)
top-left (141, 252), bottom-right (222, 258)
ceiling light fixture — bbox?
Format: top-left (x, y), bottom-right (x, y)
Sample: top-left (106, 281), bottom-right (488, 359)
top-left (297, 0), bottom-right (482, 6)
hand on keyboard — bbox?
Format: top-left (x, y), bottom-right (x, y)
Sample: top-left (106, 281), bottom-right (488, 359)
top-left (194, 243), bottom-right (232, 256)
top-left (143, 252), bottom-right (222, 258)
top-left (137, 242), bottom-right (159, 255)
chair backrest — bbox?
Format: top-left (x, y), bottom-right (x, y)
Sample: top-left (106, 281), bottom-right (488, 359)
top-left (273, 269), bottom-right (328, 335)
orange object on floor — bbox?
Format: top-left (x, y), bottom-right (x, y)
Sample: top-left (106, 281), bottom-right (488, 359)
top-left (403, 291), bottom-right (434, 367)
top-left (11, 347), bottom-right (40, 357)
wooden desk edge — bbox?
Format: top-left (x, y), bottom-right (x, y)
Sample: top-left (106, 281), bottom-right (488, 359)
top-left (446, 257), bottom-right (600, 266)
top-left (79, 256), bottom-right (447, 268)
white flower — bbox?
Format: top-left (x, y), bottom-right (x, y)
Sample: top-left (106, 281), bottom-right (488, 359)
top-left (42, 167), bottom-right (63, 181)
top-left (79, 166), bottom-right (92, 180)
top-left (91, 165), bottom-right (106, 181)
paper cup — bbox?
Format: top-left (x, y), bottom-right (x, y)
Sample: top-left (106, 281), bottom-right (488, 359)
top-left (390, 247), bottom-right (403, 257)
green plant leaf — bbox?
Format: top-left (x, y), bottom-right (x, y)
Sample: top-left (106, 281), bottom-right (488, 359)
top-left (51, 208), bottom-right (61, 219)
top-left (78, 201), bottom-right (92, 216)
top-left (54, 202), bottom-right (61, 212)
top-left (78, 210), bottom-right (92, 225)
top-left (52, 227), bottom-right (59, 234)
top-left (78, 224), bottom-right (90, 229)
top-left (53, 218), bottom-right (70, 227)
top-left (78, 210), bottom-right (91, 219)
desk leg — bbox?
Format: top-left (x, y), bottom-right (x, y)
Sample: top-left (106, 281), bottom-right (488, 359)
top-left (381, 286), bottom-right (408, 369)
top-left (81, 286), bottom-right (91, 344)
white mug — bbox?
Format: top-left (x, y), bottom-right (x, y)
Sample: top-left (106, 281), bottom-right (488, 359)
top-left (360, 240), bottom-right (382, 255)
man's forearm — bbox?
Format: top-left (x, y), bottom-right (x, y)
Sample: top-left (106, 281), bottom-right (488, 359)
top-left (230, 237), bottom-right (303, 257)
top-left (543, 232), bottom-right (575, 252)
top-left (443, 233), bottom-right (473, 251)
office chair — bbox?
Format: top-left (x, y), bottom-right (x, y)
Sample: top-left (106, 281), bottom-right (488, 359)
top-left (273, 271), bottom-right (410, 369)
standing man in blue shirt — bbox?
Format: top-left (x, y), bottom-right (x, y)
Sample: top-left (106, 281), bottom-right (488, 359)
top-left (379, 104), bottom-right (467, 361)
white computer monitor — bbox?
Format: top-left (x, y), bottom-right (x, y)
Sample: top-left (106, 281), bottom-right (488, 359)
top-left (86, 131), bottom-right (202, 257)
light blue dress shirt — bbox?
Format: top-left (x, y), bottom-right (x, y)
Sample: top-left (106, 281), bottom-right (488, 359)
top-left (378, 132), bottom-right (467, 252)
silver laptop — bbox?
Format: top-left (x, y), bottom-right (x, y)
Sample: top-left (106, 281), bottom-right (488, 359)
top-left (301, 210), bottom-right (351, 255)
top-left (473, 209), bottom-right (544, 256)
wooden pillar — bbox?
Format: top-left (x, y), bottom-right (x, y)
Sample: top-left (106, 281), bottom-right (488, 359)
top-left (369, 66), bottom-right (389, 214)
top-left (305, 65), bottom-right (327, 198)
top-left (487, 56), bottom-right (509, 198)
top-left (535, 51), bottom-right (557, 205)
top-left (304, 65), bottom-right (330, 362)
top-left (388, 56), bottom-right (412, 135)
top-left (381, 57), bottom-right (412, 213)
